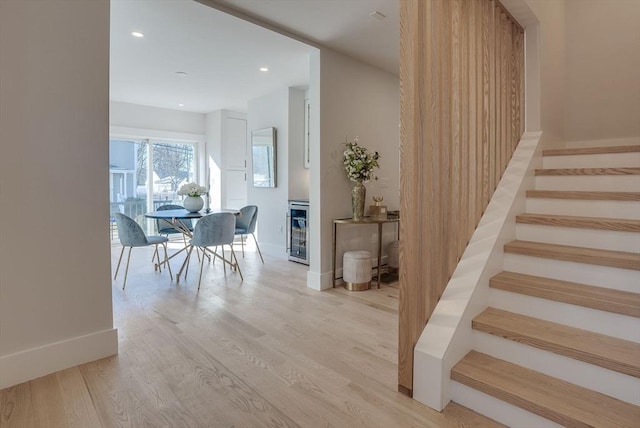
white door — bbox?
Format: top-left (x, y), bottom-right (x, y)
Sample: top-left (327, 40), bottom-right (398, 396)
top-left (225, 170), bottom-right (247, 209)
top-left (224, 116), bottom-right (247, 208)
top-left (225, 117), bottom-right (247, 170)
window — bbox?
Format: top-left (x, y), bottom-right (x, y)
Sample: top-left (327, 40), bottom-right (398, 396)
top-left (109, 138), bottom-right (196, 236)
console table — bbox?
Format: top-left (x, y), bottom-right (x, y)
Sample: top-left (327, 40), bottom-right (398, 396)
top-left (332, 217), bottom-right (400, 288)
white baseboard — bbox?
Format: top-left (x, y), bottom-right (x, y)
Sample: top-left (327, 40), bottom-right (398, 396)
top-left (0, 328), bottom-right (118, 389)
top-left (307, 270), bottom-right (333, 290)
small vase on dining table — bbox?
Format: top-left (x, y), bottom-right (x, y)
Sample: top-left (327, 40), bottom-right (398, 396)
top-left (351, 179), bottom-right (366, 222)
top-left (183, 196), bottom-right (204, 213)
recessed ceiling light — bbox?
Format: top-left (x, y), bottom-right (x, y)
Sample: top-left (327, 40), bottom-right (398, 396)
top-left (175, 71), bottom-right (188, 77)
top-left (369, 11), bottom-right (387, 20)
top-left (260, 67), bottom-right (269, 72)
top-left (131, 31), bottom-right (144, 38)
top-left (178, 103), bottom-right (185, 107)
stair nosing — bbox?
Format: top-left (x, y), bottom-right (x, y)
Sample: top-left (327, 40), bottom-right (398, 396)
top-left (535, 167), bottom-right (640, 176)
top-left (504, 240), bottom-right (640, 270)
top-left (525, 190), bottom-right (640, 201)
top-left (490, 271), bottom-right (640, 318)
top-left (473, 307), bottom-right (640, 378)
top-left (516, 213), bottom-right (640, 232)
top-left (452, 351), bottom-right (640, 427)
top-left (542, 145), bottom-right (640, 156)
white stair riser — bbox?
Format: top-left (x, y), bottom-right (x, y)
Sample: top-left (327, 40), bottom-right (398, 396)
top-left (489, 288), bottom-right (640, 342)
top-left (516, 224), bottom-right (640, 253)
top-left (543, 152), bottom-right (640, 169)
top-left (526, 199), bottom-right (640, 219)
top-left (503, 253), bottom-right (640, 293)
top-left (535, 175), bottom-right (640, 192)
top-left (473, 332), bottom-right (640, 405)
top-left (450, 381), bottom-right (562, 428)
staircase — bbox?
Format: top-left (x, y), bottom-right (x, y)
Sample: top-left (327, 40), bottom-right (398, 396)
top-left (450, 143), bottom-right (640, 427)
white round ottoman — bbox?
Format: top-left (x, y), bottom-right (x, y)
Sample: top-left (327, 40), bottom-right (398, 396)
top-left (343, 250), bottom-right (372, 291)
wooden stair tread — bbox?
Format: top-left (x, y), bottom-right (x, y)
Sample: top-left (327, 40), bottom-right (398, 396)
top-left (490, 271), bottom-right (640, 318)
top-left (543, 145), bottom-right (640, 156)
top-left (504, 240), bottom-right (640, 270)
top-left (451, 351), bottom-right (640, 427)
top-left (473, 307), bottom-right (640, 377)
top-left (516, 213), bottom-right (640, 232)
top-left (535, 167), bottom-right (640, 176)
top-left (526, 190), bottom-right (640, 201)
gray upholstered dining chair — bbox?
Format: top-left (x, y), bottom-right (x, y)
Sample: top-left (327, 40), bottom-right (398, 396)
top-left (179, 212), bottom-right (242, 289)
top-left (113, 213), bottom-right (172, 290)
top-left (234, 205), bottom-right (264, 263)
top-left (156, 204), bottom-right (193, 243)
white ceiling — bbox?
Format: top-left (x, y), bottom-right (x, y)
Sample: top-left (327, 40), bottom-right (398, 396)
top-left (110, 0), bottom-right (399, 114)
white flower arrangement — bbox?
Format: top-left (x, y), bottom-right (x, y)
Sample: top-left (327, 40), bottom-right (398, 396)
top-left (343, 137), bottom-right (380, 182)
top-left (177, 182), bottom-right (208, 197)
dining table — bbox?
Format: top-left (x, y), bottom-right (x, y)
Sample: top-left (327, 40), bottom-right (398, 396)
top-left (145, 208), bottom-right (241, 278)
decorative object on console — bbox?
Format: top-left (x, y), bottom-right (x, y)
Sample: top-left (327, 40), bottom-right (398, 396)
top-left (177, 182), bottom-right (208, 213)
top-left (343, 137), bottom-right (379, 222)
top-left (351, 180), bottom-right (366, 222)
top-left (369, 196), bottom-right (387, 220)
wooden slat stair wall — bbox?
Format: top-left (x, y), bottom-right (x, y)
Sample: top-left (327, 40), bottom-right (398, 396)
top-left (399, 0), bottom-right (524, 393)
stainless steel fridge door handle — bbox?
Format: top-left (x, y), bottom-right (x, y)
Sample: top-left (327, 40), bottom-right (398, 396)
top-left (285, 212), bottom-right (290, 252)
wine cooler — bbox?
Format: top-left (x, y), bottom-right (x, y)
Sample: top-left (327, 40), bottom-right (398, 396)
top-left (288, 200), bottom-right (309, 265)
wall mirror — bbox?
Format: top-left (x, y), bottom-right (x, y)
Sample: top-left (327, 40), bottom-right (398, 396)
top-left (252, 127), bottom-right (277, 187)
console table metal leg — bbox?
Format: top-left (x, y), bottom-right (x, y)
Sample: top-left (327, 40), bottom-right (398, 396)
top-left (377, 222), bottom-right (383, 288)
top-left (332, 222), bottom-right (337, 287)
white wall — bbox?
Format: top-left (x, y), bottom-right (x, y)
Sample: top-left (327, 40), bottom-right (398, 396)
top-left (0, 0), bottom-right (117, 388)
top-left (564, 0), bottom-right (640, 141)
top-left (247, 88), bottom-right (291, 257)
top-left (287, 89), bottom-right (309, 201)
top-left (110, 101), bottom-right (206, 135)
top-left (205, 110), bottom-right (223, 209)
top-left (307, 48), bottom-right (400, 290)
top-left (525, 0), bottom-right (566, 143)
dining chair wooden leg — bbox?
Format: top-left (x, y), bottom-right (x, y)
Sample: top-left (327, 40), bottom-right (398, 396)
top-left (122, 246), bottom-right (133, 290)
top-left (240, 235), bottom-right (245, 257)
top-left (197, 246), bottom-right (206, 290)
top-left (162, 242), bottom-right (173, 280)
top-left (252, 233), bottom-right (264, 263)
top-left (114, 246), bottom-right (126, 280)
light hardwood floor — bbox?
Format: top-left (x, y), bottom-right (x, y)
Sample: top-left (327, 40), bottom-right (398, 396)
top-left (1, 242), bottom-right (501, 427)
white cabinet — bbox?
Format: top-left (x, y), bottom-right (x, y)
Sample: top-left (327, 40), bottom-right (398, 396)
top-left (225, 117), bottom-right (247, 170)
top-left (222, 115), bottom-right (247, 209)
